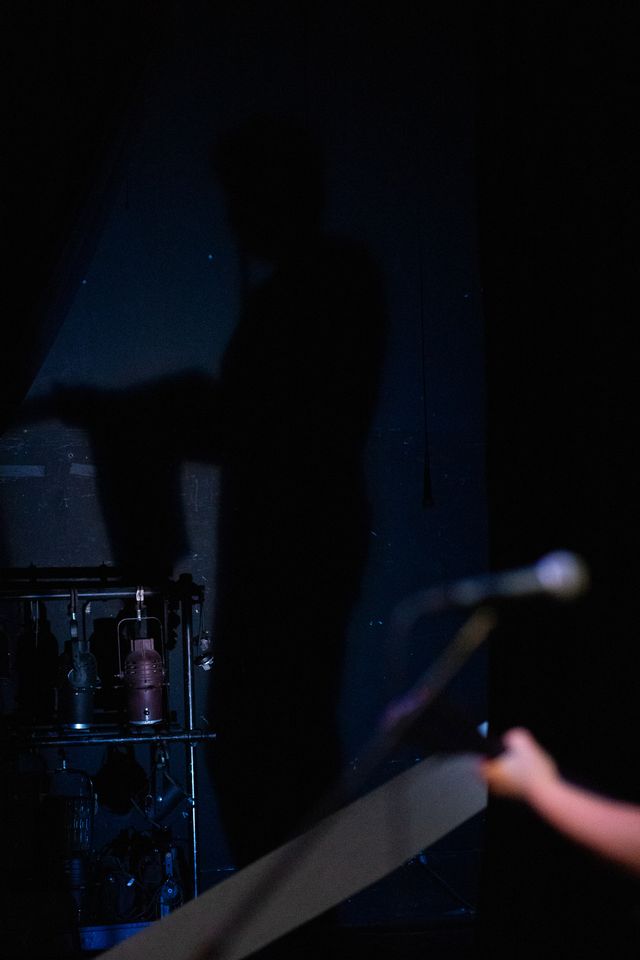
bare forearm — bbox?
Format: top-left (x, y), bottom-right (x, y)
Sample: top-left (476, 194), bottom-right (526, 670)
top-left (481, 728), bottom-right (640, 875)
top-left (527, 776), bottom-right (640, 875)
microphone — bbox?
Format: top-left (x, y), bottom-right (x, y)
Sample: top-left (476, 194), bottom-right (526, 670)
top-left (394, 551), bottom-right (589, 627)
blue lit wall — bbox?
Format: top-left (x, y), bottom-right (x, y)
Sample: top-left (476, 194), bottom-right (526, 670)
top-left (2, 2), bottom-right (487, 905)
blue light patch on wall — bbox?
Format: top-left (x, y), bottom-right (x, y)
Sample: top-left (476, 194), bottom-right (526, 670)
top-left (0, 464), bottom-right (46, 478)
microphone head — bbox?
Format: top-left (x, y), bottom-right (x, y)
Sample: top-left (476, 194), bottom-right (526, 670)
top-left (534, 551), bottom-right (590, 600)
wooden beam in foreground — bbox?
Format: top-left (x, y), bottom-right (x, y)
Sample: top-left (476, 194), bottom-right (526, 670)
top-left (101, 752), bottom-right (485, 960)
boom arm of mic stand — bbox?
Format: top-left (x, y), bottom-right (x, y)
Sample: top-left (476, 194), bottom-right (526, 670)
top-left (351, 605), bottom-right (500, 791)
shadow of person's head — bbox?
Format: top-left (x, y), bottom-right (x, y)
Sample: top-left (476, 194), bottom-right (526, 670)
top-left (213, 114), bottom-right (325, 261)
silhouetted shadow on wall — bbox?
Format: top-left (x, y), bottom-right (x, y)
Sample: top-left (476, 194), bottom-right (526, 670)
top-left (11, 374), bottom-right (212, 580)
top-left (1, 1), bottom-right (175, 572)
top-left (207, 116), bottom-right (387, 872)
top-left (11, 116), bottom-right (387, 894)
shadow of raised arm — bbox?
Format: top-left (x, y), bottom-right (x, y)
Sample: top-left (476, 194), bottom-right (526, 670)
top-left (8, 370), bottom-right (222, 577)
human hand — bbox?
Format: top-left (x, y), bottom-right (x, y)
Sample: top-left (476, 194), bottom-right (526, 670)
top-left (479, 727), bottom-right (559, 802)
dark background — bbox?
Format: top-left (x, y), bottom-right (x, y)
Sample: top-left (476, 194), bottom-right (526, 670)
top-left (476, 2), bottom-right (640, 956)
top-left (2, 1), bottom-right (639, 957)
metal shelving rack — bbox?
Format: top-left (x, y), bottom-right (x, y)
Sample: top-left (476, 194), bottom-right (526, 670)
top-left (0, 565), bottom-right (215, 924)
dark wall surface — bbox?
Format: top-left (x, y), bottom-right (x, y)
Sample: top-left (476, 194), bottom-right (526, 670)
top-left (6, 1), bottom-right (639, 956)
top-left (476, 2), bottom-right (640, 956)
top-left (2, 0), bottom-right (487, 927)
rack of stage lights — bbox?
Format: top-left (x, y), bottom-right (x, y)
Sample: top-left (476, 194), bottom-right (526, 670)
top-left (0, 566), bottom-right (216, 902)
